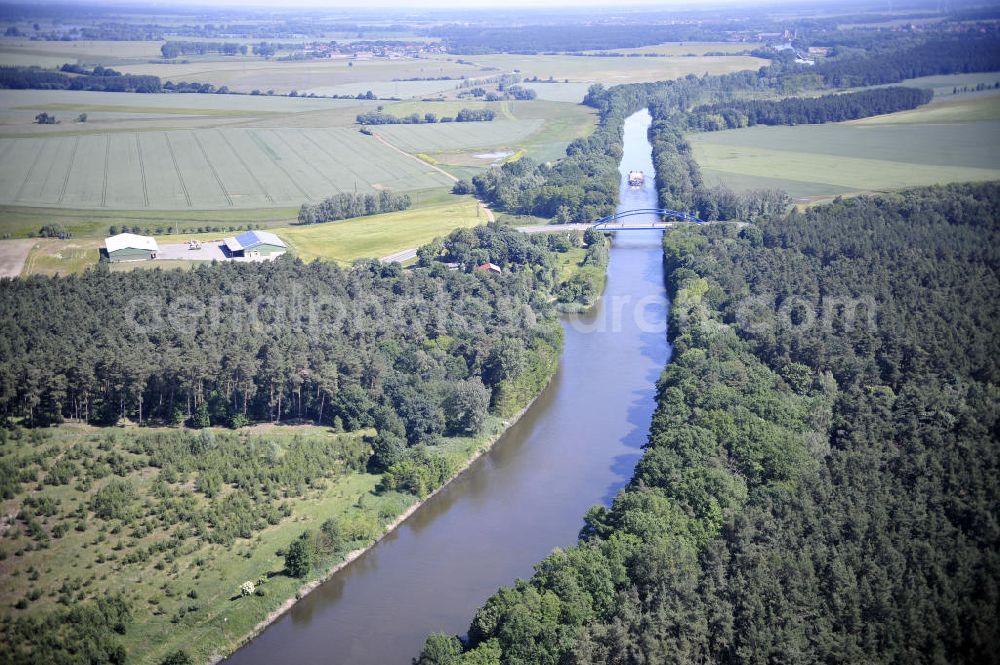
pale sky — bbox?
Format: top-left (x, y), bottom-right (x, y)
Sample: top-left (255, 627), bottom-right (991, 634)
top-left (76, 0), bottom-right (799, 9)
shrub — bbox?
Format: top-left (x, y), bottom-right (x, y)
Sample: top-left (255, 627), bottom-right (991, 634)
top-left (159, 650), bottom-right (193, 665)
top-left (90, 479), bottom-right (136, 521)
top-left (452, 180), bottom-right (474, 195)
top-left (284, 535), bottom-right (313, 578)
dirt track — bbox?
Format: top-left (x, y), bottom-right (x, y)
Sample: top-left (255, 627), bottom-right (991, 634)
top-left (0, 239), bottom-right (36, 278)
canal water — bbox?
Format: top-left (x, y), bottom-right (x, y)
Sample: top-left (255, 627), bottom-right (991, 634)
top-left (225, 109), bottom-right (669, 665)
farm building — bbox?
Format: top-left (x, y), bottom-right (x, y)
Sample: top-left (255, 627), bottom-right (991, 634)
top-left (477, 262), bottom-right (503, 274)
top-left (223, 230), bottom-right (287, 259)
top-left (104, 233), bottom-right (158, 262)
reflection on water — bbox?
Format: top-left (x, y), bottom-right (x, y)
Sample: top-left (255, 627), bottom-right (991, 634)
top-left (225, 109), bottom-right (670, 665)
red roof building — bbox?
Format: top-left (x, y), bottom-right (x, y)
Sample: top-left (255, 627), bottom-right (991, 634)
top-left (477, 262), bottom-right (503, 274)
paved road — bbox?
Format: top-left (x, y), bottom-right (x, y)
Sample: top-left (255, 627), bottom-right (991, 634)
top-left (381, 247), bottom-right (421, 263)
top-left (514, 223), bottom-right (593, 233)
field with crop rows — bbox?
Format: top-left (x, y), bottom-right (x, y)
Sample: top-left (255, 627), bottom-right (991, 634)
top-left (0, 89), bottom-right (379, 140)
top-left (374, 119), bottom-right (544, 153)
top-left (1, 88), bottom-right (355, 115)
top-left (0, 127), bottom-right (452, 209)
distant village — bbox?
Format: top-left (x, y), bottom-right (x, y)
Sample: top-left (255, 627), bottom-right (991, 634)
top-left (302, 40), bottom-right (448, 60)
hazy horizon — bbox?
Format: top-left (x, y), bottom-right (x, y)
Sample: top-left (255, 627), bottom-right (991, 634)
top-left (0, 0), bottom-right (900, 11)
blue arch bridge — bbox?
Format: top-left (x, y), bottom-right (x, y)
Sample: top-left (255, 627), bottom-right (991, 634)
top-left (591, 208), bottom-right (705, 230)
top-left (381, 209), bottom-right (729, 263)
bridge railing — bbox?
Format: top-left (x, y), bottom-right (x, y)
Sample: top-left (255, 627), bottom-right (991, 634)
top-left (592, 208), bottom-right (705, 227)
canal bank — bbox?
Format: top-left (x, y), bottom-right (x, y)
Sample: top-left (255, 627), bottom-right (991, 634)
top-left (224, 108), bottom-right (670, 665)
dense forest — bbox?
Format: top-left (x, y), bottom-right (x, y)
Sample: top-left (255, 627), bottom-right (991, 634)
top-left (809, 33), bottom-right (1000, 87)
top-left (424, 181), bottom-right (1000, 664)
top-left (0, 224), bottom-right (561, 432)
top-left (688, 86), bottom-right (932, 130)
top-left (430, 22), bottom-right (772, 54)
top-left (296, 190), bottom-right (410, 224)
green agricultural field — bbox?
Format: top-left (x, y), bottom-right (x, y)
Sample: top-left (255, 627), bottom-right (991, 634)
top-left (0, 126), bottom-right (452, 210)
top-left (0, 51), bottom-right (69, 67)
top-left (0, 185), bottom-right (454, 241)
top-left (848, 92), bottom-right (1000, 125)
top-left (305, 79), bottom-right (460, 99)
top-left (0, 91), bottom-right (592, 223)
top-left (689, 94), bottom-right (1000, 202)
top-left (281, 197), bottom-right (487, 264)
top-left (510, 100), bottom-right (597, 163)
top-left (380, 99), bottom-right (493, 118)
top-left (0, 421), bottom-right (502, 665)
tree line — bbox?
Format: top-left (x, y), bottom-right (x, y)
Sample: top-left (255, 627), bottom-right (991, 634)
top-left (0, 66), bottom-right (161, 93)
top-left (356, 108), bottom-right (496, 125)
top-left (160, 41), bottom-right (248, 58)
top-left (160, 41), bottom-right (279, 59)
top-left (296, 190), bottom-right (411, 225)
top-left (689, 85), bottom-right (932, 130)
